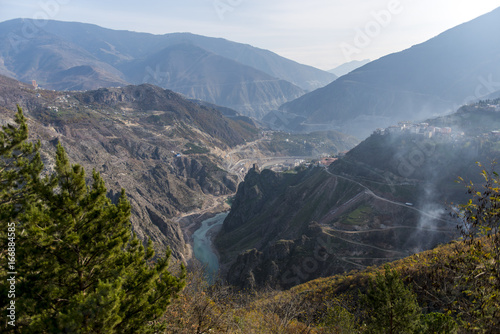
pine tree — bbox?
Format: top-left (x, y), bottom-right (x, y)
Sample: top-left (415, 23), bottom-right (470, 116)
top-left (361, 265), bottom-right (422, 334)
top-left (0, 105), bottom-right (43, 224)
top-left (0, 106), bottom-right (185, 333)
top-left (0, 105), bottom-right (43, 330)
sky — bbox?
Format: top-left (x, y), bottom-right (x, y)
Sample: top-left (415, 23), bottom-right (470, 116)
top-left (0, 0), bottom-right (499, 70)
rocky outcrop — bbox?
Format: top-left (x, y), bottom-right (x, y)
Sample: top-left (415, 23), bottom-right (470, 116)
top-left (221, 166), bottom-right (286, 233)
top-left (224, 222), bottom-right (358, 289)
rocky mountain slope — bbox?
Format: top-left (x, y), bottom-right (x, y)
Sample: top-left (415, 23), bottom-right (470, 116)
top-left (279, 6), bottom-right (500, 138)
top-left (216, 100), bottom-right (500, 289)
top-left (0, 19), bottom-right (336, 118)
top-left (0, 74), bottom-right (259, 260)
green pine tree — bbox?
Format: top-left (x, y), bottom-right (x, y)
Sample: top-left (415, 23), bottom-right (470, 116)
top-left (0, 105), bottom-right (44, 330)
top-left (0, 106), bottom-right (185, 333)
top-left (361, 265), bottom-right (422, 334)
top-left (0, 105), bottom-right (43, 221)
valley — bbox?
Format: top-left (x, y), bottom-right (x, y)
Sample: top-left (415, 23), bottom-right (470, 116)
top-left (2, 68), bottom-right (497, 291)
top-left (0, 74), bottom-right (357, 266)
top-left (2, 3), bottom-right (500, 333)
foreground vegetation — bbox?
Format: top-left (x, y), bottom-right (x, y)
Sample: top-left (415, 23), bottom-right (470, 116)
top-left (1, 106), bottom-right (499, 333)
top-left (0, 107), bottom-right (185, 333)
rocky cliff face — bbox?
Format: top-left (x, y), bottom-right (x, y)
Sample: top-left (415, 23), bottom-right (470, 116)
top-left (220, 166), bottom-right (286, 234)
top-left (216, 166), bottom-right (361, 288)
top-left (0, 76), bottom-right (258, 260)
top-left (225, 224), bottom-right (342, 289)
top-left (217, 157), bottom-right (457, 289)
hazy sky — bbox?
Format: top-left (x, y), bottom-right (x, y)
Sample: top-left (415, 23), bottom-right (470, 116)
top-left (1, 0), bottom-right (499, 70)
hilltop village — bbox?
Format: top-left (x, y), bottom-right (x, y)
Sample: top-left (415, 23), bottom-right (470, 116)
top-left (375, 121), bottom-right (458, 138)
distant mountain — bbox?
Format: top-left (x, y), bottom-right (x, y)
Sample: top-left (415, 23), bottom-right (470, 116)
top-left (0, 21), bottom-right (128, 88)
top-left (128, 32), bottom-right (337, 92)
top-left (121, 43), bottom-right (304, 119)
top-left (328, 59), bottom-right (370, 77)
top-left (280, 7), bottom-right (500, 138)
top-left (34, 21), bottom-right (336, 91)
top-left (48, 65), bottom-right (129, 91)
top-left (0, 19), bottom-right (335, 118)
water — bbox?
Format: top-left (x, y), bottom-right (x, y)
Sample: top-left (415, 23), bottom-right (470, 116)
top-left (192, 212), bottom-right (228, 281)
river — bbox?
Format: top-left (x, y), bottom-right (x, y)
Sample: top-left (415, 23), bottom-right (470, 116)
top-left (192, 212), bottom-right (228, 281)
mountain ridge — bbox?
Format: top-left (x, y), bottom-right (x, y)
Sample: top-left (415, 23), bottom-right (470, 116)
top-left (0, 18), bottom-right (336, 119)
top-left (279, 6), bottom-right (500, 138)
top-left (120, 43), bottom-right (305, 119)
top-left (328, 59), bottom-right (370, 77)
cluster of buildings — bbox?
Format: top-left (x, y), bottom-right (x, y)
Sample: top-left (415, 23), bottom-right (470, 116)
top-left (267, 159), bottom-right (307, 172)
top-left (478, 103), bottom-right (500, 112)
top-left (46, 95), bottom-right (79, 112)
top-left (375, 121), bottom-right (461, 139)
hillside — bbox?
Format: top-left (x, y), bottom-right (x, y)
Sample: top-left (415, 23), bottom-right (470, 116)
top-left (216, 100), bottom-right (500, 289)
top-left (278, 236), bottom-right (495, 333)
top-left (279, 6), bottom-right (500, 138)
top-left (0, 19), bottom-right (336, 118)
top-left (0, 74), bottom-right (260, 260)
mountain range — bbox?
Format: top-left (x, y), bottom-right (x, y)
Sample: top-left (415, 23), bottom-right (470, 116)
top-left (2, 7), bottom-right (500, 289)
top-left (0, 19), bottom-right (336, 119)
top-left (279, 6), bottom-right (500, 138)
top-left (3, 7), bottom-right (499, 140)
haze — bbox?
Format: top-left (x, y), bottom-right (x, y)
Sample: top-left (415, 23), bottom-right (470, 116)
top-left (1, 0), bottom-right (499, 69)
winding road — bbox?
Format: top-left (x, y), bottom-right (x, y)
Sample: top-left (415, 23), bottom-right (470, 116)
top-left (318, 166), bottom-right (457, 268)
top-left (321, 166), bottom-right (452, 224)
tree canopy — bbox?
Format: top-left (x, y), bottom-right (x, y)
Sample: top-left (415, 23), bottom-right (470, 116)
top-left (361, 265), bottom-right (422, 334)
top-left (0, 106), bottom-right (185, 333)
top-left (454, 164), bottom-right (500, 332)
